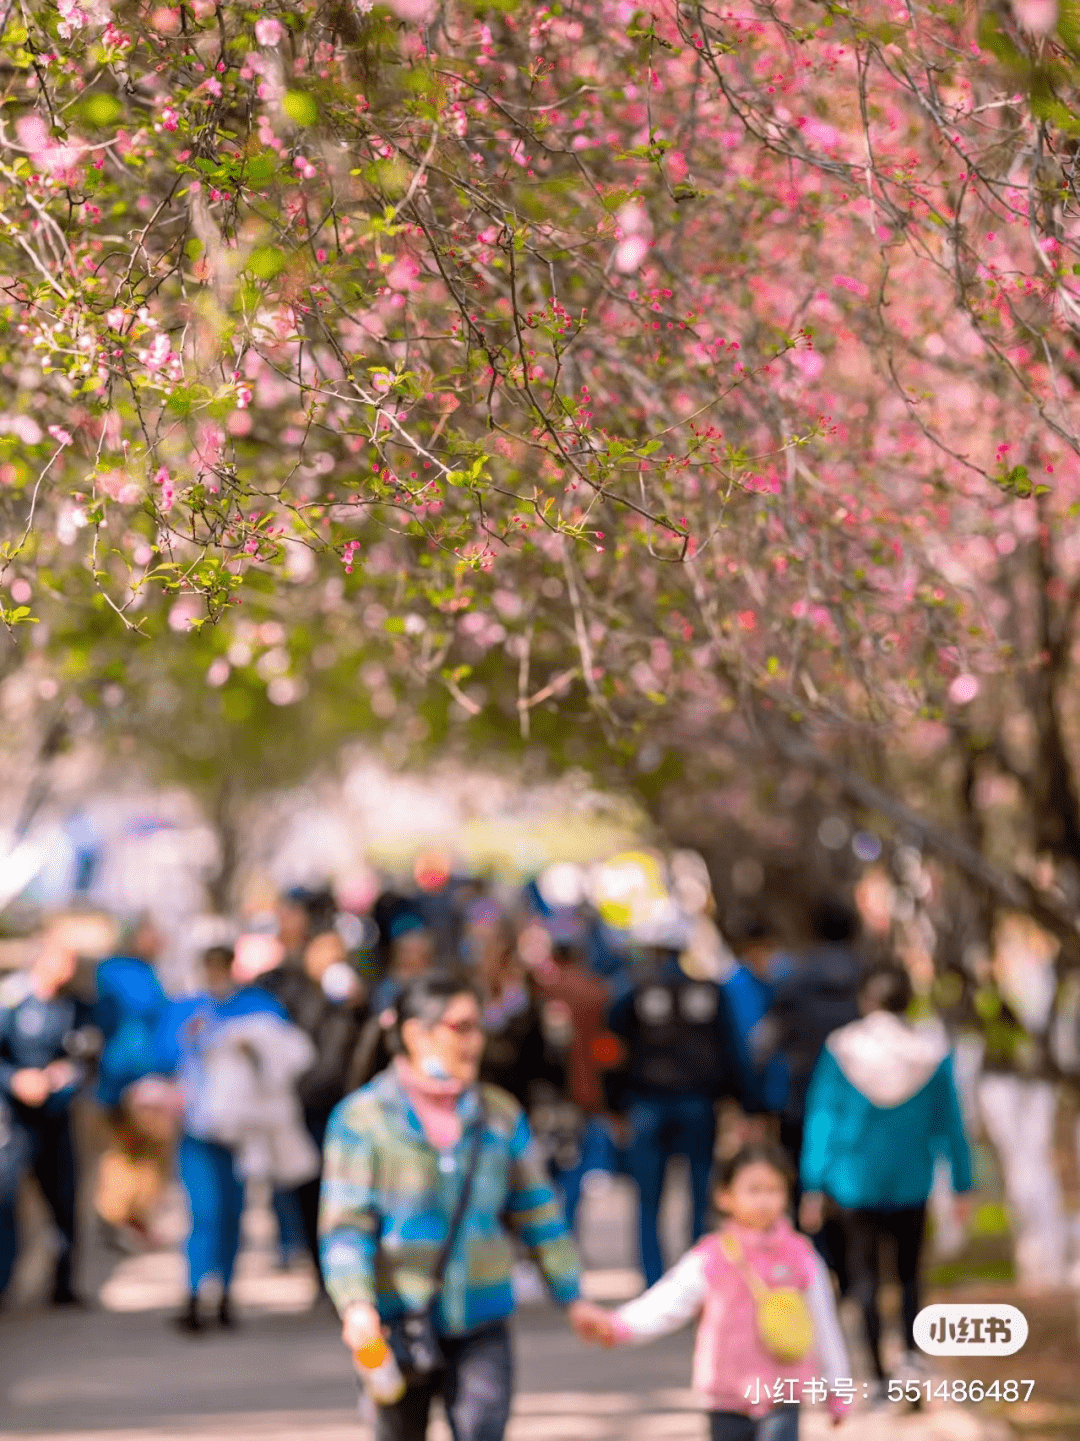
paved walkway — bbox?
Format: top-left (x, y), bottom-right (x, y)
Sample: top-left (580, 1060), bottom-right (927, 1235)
top-left (0, 1169), bottom-right (1013, 1441)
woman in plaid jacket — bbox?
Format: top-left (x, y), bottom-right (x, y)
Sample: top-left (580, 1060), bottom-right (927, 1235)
top-left (319, 971), bottom-right (598, 1441)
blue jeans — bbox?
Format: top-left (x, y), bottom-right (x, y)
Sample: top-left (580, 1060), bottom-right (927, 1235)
top-left (271, 1186), bottom-right (307, 1264)
top-left (374, 1321), bottom-right (513, 1441)
top-left (552, 1118), bottom-right (616, 1230)
top-left (626, 1092), bottom-right (716, 1287)
top-left (709, 1408), bottom-right (799, 1441)
top-left (178, 1135), bottom-right (245, 1294)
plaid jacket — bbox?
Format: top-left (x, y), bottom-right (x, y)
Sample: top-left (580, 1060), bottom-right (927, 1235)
top-left (319, 1067), bottom-right (581, 1336)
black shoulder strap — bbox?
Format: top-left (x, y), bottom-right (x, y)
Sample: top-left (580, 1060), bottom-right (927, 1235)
top-left (432, 1091), bottom-right (487, 1290)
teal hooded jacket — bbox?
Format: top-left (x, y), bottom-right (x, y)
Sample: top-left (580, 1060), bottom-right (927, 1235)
top-left (800, 1010), bottom-right (973, 1210)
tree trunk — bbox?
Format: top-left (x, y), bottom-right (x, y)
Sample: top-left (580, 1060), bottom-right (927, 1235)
top-left (1027, 516), bottom-right (1080, 870)
top-left (206, 780), bottom-right (240, 915)
top-left (978, 1073), bottom-right (1069, 1289)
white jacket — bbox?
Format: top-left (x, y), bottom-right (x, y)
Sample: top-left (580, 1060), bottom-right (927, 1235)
top-left (197, 1013), bottom-right (319, 1186)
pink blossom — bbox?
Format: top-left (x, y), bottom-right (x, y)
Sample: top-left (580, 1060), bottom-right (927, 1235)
top-left (150, 7), bottom-right (181, 34)
top-left (386, 0), bottom-right (434, 19)
top-left (47, 425), bottom-right (74, 446)
top-left (255, 16), bottom-right (283, 44)
top-left (168, 595), bottom-right (201, 632)
top-left (797, 116), bottom-right (842, 150)
top-left (159, 106), bottom-right (179, 133)
top-left (789, 348), bottom-right (824, 380)
top-left (105, 308), bottom-right (126, 331)
top-left (615, 236), bottom-right (649, 273)
top-left (0, 414), bottom-right (43, 445)
top-left (386, 257), bottom-right (421, 292)
top-left (16, 114), bottom-right (50, 156)
top-left (15, 114), bottom-right (82, 178)
top-left (141, 332), bottom-right (172, 372)
top-left (948, 673), bottom-right (980, 705)
top-left (98, 469), bottom-right (142, 504)
top-left (617, 200), bottom-right (650, 237)
top-left (56, 0), bottom-right (90, 39)
top-left (1011, 0), bottom-right (1057, 32)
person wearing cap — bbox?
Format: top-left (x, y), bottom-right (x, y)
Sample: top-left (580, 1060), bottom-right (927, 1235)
top-left (607, 904), bottom-right (762, 1288)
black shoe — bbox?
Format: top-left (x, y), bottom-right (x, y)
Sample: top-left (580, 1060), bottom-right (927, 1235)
top-left (50, 1288), bottom-right (86, 1308)
top-left (174, 1295), bottom-right (204, 1334)
top-left (217, 1294), bottom-right (236, 1329)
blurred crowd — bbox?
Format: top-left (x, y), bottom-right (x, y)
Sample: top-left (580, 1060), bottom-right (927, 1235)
top-left (0, 861), bottom-right (972, 1394)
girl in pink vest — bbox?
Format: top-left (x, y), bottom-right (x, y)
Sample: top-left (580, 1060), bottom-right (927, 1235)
top-left (574, 1143), bottom-right (850, 1440)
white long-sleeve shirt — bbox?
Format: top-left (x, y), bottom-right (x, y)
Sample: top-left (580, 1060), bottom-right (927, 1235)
top-left (613, 1239), bottom-right (851, 1410)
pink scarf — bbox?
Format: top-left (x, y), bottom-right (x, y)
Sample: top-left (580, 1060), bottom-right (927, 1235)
top-left (395, 1057), bottom-right (465, 1150)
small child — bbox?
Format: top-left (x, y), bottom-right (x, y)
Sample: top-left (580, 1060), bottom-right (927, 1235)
top-left (574, 1142), bottom-right (850, 1440)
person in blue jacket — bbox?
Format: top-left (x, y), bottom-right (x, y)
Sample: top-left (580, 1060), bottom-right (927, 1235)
top-left (0, 928), bottom-right (93, 1305)
top-left (155, 944), bottom-right (285, 1333)
top-left (720, 915), bottom-right (789, 1116)
top-left (798, 961), bottom-right (973, 1389)
top-left (95, 915), bottom-right (169, 1111)
top-left (93, 916), bottom-right (173, 1249)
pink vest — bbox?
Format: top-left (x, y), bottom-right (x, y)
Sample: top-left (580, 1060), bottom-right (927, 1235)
top-left (692, 1221), bottom-right (820, 1418)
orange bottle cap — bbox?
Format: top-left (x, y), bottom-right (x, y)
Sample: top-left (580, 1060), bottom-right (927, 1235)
top-left (354, 1337), bottom-right (389, 1368)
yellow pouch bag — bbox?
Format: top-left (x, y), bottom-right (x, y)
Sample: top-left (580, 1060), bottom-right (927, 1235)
top-left (719, 1232), bottom-right (815, 1364)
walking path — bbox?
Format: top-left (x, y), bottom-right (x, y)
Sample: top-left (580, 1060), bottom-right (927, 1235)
top-left (0, 1170), bottom-right (1013, 1441)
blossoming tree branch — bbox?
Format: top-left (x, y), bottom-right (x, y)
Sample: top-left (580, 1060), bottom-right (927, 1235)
top-left (4, 0), bottom-right (1080, 952)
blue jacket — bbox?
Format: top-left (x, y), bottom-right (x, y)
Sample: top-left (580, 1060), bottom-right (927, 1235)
top-left (94, 956), bottom-right (169, 1107)
top-left (0, 972), bottom-right (92, 1120)
top-left (154, 985), bottom-right (286, 1135)
top-left (721, 964), bottom-right (789, 1113)
top-left (800, 1011), bottom-right (973, 1210)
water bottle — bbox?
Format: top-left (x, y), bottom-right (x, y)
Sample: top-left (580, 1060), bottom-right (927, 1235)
top-left (354, 1336), bottom-right (406, 1406)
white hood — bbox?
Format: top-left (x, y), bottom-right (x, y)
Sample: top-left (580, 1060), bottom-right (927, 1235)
top-left (827, 1010), bottom-right (948, 1108)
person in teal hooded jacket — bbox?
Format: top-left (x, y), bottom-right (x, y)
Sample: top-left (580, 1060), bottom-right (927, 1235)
top-left (798, 961), bottom-right (972, 1391)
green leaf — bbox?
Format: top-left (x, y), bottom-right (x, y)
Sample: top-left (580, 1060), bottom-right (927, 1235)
top-left (248, 247), bottom-right (288, 280)
top-left (283, 91), bottom-right (319, 127)
top-left (81, 93), bottom-right (123, 127)
top-left (244, 152), bottom-right (278, 186)
top-left (1, 605), bottom-right (36, 625)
